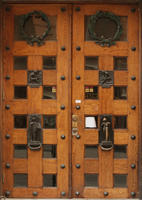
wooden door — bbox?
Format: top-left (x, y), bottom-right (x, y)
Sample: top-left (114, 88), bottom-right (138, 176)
top-left (2, 3), bottom-right (139, 199)
top-left (72, 4), bottom-right (139, 199)
top-left (2, 4), bottom-right (71, 198)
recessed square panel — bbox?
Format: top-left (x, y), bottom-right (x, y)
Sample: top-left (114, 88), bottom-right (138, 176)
top-left (114, 86), bottom-right (127, 100)
top-left (85, 86), bottom-right (98, 99)
top-left (114, 145), bottom-right (127, 158)
top-left (85, 174), bottom-right (98, 187)
top-left (85, 145), bottom-right (98, 158)
top-left (114, 57), bottom-right (127, 70)
top-left (43, 115), bottom-right (56, 129)
top-left (14, 115), bottom-right (27, 129)
top-left (43, 56), bottom-right (56, 70)
top-left (14, 174), bottom-right (28, 187)
top-left (14, 56), bottom-right (27, 70)
top-left (14, 86), bottom-right (27, 99)
top-left (85, 57), bottom-right (98, 70)
top-left (43, 174), bottom-right (57, 187)
top-left (43, 86), bottom-right (56, 99)
top-left (114, 116), bottom-right (127, 129)
top-left (114, 174), bottom-right (127, 188)
top-left (43, 144), bottom-right (56, 158)
top-left (85, 116), bottom-right (98, 129)
top-left (14, 145), bottom-right (27, 158)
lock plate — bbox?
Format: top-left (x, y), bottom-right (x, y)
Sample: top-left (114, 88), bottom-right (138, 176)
top-left (99, 115), bottom-right (113, 151)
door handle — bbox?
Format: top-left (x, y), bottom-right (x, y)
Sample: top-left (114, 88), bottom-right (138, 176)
top-left (99, 115), bottom-right (113, 151)
top-left (72, 115), bottom-right (79, 136)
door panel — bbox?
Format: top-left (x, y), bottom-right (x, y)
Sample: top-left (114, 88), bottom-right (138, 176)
top-left (3, 4), bottom-right (71, 198)
top-left (72, 4), bottom-right (139, 198)
top-left (2, 3), bottom-right (139, 199)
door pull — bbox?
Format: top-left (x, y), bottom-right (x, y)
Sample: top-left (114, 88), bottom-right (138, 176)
top-left (99, 115), bottom-right (113, 151)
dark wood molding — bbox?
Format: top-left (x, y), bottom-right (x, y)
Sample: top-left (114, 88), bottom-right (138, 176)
top-left (1, 0), bottom-right (140, 4)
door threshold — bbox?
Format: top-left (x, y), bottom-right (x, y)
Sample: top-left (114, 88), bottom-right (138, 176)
top-left (1, 199), bottom-right (140, 200)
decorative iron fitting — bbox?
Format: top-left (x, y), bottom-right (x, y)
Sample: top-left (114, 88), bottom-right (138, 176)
top-left (28, 70), bottom-right (42, 88)
top-left (88, 11), bottom-right (122, 47)
top-left (28, 114), bottom-right (42, 150)
top-left (20, 10), bottom-right (51, 46)
top-left (99, 71), bottom-right (114, 88)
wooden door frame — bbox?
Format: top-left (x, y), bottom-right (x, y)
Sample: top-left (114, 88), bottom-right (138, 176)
top-left (0, 0), bottom-right (142, 198)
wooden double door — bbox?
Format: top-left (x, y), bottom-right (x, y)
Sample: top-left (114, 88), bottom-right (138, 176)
top-left (2, 4), bottom-right (139, 199)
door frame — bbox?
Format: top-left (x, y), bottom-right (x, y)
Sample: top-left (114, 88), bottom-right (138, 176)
top-left (0, 0), bottom-right (142, 198)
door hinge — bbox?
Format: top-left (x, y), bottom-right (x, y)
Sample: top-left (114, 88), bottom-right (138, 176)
top-left (2, 89), bottom-right (5, 101)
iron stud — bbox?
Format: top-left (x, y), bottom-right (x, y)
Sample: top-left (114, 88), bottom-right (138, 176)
top-left (131, 192), bottom-right (136, 197)
top-left (76, 46), bottom-right (81, 51)
top-left (33, 191), bottom-right (38, 196)
top-left (5, 75), bottom-right (10, 80)
top-left (131, 46), bottom-right (136, 51)
top-left (5, 7), bottom-right (11, 11)
top-left (76, 164), bottom-right (80, 168)
top-left (5, 105), bottom-right (10, 110)
top-left (104, 192), bottom-right (109, 196)
top-left (61, 75), bottom-right (65, 80)
top-left (131, 164), bottom-right (136, 169)
top-left (5, 46), bottom-right (10, 51)
top-left (61, 135), bottom-right (65, 139)
top-left (75, 191), bottom-right (80, 196)
top-left (75, 7), bottom-right (80, 11)
top-left (131, 105), bottom-right (136, 110)
top-left (76, 105), bottom-right (80, 110)
top-left (5, 134), bottom-right (10, 139)
top-left (60, 164), bottom-right (65, 169)
top-left (5, 191), bottom-right (10, 197)
top-left (131, 135), bottom-right (136, 140)
top-left (76, 75), bottom-right (81, 80)
top-left (131, 76), bottom-right (136, 80)
top-left (76, 135), bottom-right (80, 139)
top-left (5, 163), bottom-right (10, 168)
top-left (60, 105), bottom-right (65, 110)
top-left (61, 7), bottom-right (66, 12)
top-left (61, 46), bottom-right (66, 51)
top-left (131, 8), bottom-right (136, 12)
top-left (61, 191), bottom-right (66, 196)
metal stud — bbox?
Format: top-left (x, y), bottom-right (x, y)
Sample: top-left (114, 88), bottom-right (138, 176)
top-left (76, 134), bottom-right (80, 139)
top-left (75, 191), bottom-right (80, 196)
top-left (75, 7), bottom-right (80, 11)
top-left (61, 191), bottom-right (66, 196)
top-left (76, 105), bottom-right (80, 110)
top-left (60, 105), bottom-right (65, 110)
top-left (104, 192), bottom-right (109, 196)
top-left (131, 105), bottom-right (136, 110)
top-left (131, 46), bottom-right (136, 51)
top-left (131, 164), bottom-right (136, 169)
top-left (61, 7), bottom-right (66, 12)
top-left (5, 191), bottom-right (10, 197)
top-left (5, 46), bottom-right (10, 51)
top-left (131, 76), bottom-right (136, 80)
top-left (61, 135), bottom-right (66, 139)
top-left (131, 192), bottom-right (136, 197)
top-left (76, 46), bottom-right (81, 51)
top-left (5, 75), bottom-right (11, 80)
top-left (33, 191), bottom-right (38, 196)
top-left (5, 7), bottom-right (11, 11)
top-left (61, 46), bottom-right (66, 51)
top-left (76, 164), bottom-right (80, 169)
top-left (131, 135), bottom-right (136, 140)
top-left (131, 8), bottom-right (136, 12)
top-left (5, 163), bottom-right (10, 168)
top-left (61, 75), bottom-right (65, 80)
top-left (76, 75), bottom-right (81, 80)
top-left (5, 134), bottom-right (10, 139)
top-left (60, 164), bottom-right (65, 169)
top-left (5, 105), bottom-right (10, 110)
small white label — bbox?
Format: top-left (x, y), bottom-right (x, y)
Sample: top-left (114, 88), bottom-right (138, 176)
top-left (75, 100), bottom-right (81, 103)
top-left (85, 117), bottom-right (96, 128)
